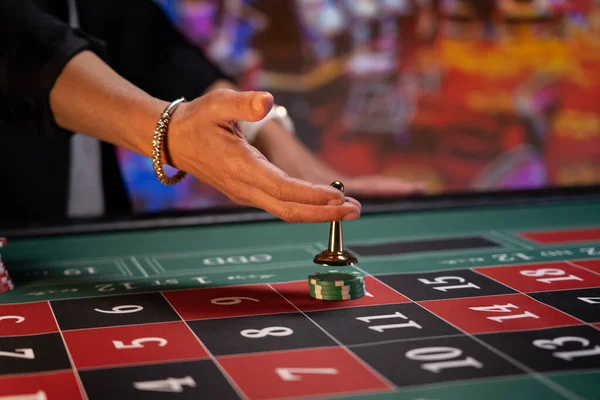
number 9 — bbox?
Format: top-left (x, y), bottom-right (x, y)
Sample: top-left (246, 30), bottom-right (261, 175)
top-left (94, 305), bottom-right (144, 314)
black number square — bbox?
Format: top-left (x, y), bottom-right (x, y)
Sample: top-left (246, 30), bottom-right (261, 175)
top-left (0, 333), bottom-right (71, 375)
top-left (352, 335), bottom-right (521, 387)
top-left (478, 325), bottom-right (600, 373)
top-left (51, 293), bottom-right (180, 330)
top-left (308, 303), bottom-right (459, 346)
top-left (377, 269), bottom-right (515, 301)
top-left (531, 288), bottom-right (600, 323)
top-left (80, 360), bottom-right (239, 399)
top-left (188, 312), bottom-right (336, 356)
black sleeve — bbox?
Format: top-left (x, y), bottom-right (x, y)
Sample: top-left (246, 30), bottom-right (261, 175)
top-left (0, 0), bottom-right (107, 138)
top-left (93, 0), bottom-right (234, 102)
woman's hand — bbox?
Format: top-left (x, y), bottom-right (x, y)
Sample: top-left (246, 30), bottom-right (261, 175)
top-left (166, 89), bottom-right (361, 222)
top-left (50, 52), bottom-right (359, 222)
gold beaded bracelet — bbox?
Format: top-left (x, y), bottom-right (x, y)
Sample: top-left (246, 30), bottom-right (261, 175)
top-left (152, 98), bottom-right (187, 185)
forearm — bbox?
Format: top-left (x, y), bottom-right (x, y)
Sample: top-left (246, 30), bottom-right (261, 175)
top-left (49, 50), bottom-right (168, 157)
top-left (253, 119), bottom-right (339, 182)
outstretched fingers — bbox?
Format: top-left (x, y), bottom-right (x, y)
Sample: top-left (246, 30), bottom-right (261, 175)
top-left (261, 195), bottom-right (361, 223)
top-left (231, 177), bottom-right (360, 223)
top-left (241, 155), bottom-right (349, 206)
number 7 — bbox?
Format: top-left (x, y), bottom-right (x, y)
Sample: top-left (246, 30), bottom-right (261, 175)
top-left (275, 368), bottom-right (338, 381)
top-left (0, 348), bottom-right (35, 359)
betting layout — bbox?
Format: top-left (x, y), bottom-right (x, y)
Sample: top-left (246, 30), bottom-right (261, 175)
top-left (0, 205), bottom-right (600, 399)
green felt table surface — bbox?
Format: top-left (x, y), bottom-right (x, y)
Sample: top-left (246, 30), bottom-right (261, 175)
top-left (1, 200), bottom-right (599, 304)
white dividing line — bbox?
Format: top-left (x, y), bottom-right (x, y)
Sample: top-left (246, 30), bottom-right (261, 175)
top-left (115, 259), bottom-right (133, 277)
top-left (75, 356), bottom-right (210, 373)
top-left (129, 257), bottom-right (148, 278)
top-left (150, 257), bottom-right (167, 274)
top-left (567, 260), bottom-right (600, 278)
top-left (267, 284), bottom-right (397, 391)
top-left (214, 345), bottom-right (340, 361)
top-left (143, 257), bottom-right (160, 275)
top-left (350, 265), bottom-right (585, 400)
top-left (47, 301), bottom-right (89, 400)
top-left (115, 262), bottom-right (128, 278)
top-left (159, 293), bottom-right (249, 400)
top-left (131, 256), bottom-right (155, 276)
top-left (347, 334), bottom-right (466, 349)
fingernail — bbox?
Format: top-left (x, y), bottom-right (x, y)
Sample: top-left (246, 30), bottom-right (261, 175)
top-left (327, 198), bottom-right (343, 206)
top-left (343, 212), bottom-right (359, 221)
top-left (255, 93), bottom-right (273, 113)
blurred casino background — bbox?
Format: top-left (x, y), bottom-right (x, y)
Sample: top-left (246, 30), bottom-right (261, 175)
top-left (117, 0), bottom-right (600, 213)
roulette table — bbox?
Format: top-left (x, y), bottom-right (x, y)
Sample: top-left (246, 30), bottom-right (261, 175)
top-left (1, 191), bottom-right (600, 400)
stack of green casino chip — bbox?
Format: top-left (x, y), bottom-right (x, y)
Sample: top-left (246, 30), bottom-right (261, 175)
top-left (308, 271), bottom-right (365, 300)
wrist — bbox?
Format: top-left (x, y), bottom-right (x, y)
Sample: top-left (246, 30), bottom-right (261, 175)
top-left (150, 98), bottom-right (189, 185)
top-left (127, 96), bottom-right (170, 159)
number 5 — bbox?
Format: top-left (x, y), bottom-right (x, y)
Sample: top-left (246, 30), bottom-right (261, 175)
top-left (113, 337), bottom-right (168, 349)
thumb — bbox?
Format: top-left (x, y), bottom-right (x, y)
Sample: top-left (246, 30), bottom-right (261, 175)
top-left (206, 89), bottom-right (274, 123)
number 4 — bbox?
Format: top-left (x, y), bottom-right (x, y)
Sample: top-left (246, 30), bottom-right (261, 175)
top-left (275, 368), bottom-right (338, 381)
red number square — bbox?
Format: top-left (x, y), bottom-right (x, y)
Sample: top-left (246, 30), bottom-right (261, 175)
top-left (272, 276), bottom-right (410, 312)
top-left (474, 262), bottom-right (600, 292)
top-left (63, 321), bottom-right (208, 369)
top-left (520, 227), bottom-right (600, 244)
top-left (0, 370), bottom-right (83, 399)
top-left (163, 284), bottom-right (297, 320)
top-left (0, 301), bottom-right (58, 337)
top-left (419, 293), bottom-right (581, 334)
top-left (573, 259), bottom-right (600, 274)
top-left (218, 347), bottom-right (391, 399)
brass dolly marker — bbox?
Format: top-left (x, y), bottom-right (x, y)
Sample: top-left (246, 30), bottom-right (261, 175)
top-left (313, 181), bottom-right (358, 266)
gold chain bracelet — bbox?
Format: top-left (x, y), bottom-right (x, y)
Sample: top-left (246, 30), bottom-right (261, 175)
top-left (152, 97), bottom-right (187, 185)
